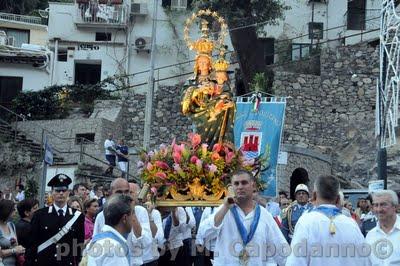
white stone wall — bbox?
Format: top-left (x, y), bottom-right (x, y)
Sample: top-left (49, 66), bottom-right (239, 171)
top-left (262, 0), bottom-right (381, 53)
top-left (0, 63), bottom-right (50, 92)
top-left (47, 1), bottom-right (234, 92)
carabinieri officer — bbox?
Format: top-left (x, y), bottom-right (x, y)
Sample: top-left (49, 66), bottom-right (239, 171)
top-left (25, 174), bottom-right (85, 266)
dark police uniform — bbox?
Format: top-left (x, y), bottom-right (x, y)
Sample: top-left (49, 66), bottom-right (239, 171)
top-left (25, 174), bottom-right (85, 266)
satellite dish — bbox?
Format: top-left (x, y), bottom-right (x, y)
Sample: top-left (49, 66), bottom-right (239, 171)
top-left (135, 38), bottom-right (147, 49)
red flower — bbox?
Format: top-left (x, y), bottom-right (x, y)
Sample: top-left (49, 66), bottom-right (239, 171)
top-left (173, 152), bottom-right (182, 164)
top-left (213, 143), bottom-right (223, 153)
top-left (155, 172), bottom-right (167, 180)
top-left (155, 161), bottom-right (169, 170)
top-left (190, 155), bottom-right (199, 163)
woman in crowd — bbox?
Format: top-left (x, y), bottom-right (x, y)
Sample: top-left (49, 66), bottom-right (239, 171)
top-left (0, 199), bottom-right (25, 266)
top-left (67, 196), bottom-right (83, 212)
top-left (344, 201), bottom-right (361, 225)
top-left (83, 198), bottom-right (99, 244)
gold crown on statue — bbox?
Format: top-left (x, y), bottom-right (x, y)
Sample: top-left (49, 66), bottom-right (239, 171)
top-left (213, 57), bottom-right (229, 72)
top-left (191, 38), bottom-right (214, 55)
top-left (213, 47), bottom-right (229, 71)
top-left (189, 19), bottom-right (214, 55)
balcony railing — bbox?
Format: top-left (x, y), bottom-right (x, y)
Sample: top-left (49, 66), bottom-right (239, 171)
top-left (0, 12), bottom-right (47, 25)
top-left (75, 2), bottom-right (127, 27)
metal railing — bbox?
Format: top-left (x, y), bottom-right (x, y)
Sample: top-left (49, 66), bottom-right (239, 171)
top-left (75, 3), bottom-right (127, 25)
top-left (0, 12), bottom-right (47, 25)
top-left (0, 103), bottom-right (138, 181)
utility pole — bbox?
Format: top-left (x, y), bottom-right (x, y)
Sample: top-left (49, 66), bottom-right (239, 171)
top-left (378, 1), bottom-right (388, 189)
top-left (143, 0), bottom-right (158, 150)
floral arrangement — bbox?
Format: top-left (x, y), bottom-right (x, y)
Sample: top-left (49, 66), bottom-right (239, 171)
top-left (138, 133), bottom-right (264, 201)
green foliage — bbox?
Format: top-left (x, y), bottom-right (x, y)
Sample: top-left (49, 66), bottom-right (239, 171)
top-left (12, 81), bottom-right (119, 120)
top-left (25, 177), bottom-right (39, 199)
top-left (250, 72), bottom-right (267, 92)
top-left (191, 0), bottom-right (290, 28)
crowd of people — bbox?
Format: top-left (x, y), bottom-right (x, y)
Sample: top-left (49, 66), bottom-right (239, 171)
top-left (0, 171), bottom-right (398, 265)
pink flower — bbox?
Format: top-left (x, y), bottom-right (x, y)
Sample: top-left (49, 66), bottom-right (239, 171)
top-left (146, 162), bottom-right (153, 171)
top-left (150, 187), bottom-right (157, 194)
top-left (190, 155), bottom-right (199, 163)
top-left (155, 172), bottom-right (167, 180)
top-left (208, 164), bottom-right (217, 174)
top-left (173, 152), bottom-right (182, 164)
top-left (195, 159), bottom-right (203, 172)
top-left (155, 161), bottom-right (169, 170)
top-left (188, 133), bottom-right (201, 147)
top-left (225, 152), bottom-right (235, 164)
top-left (173, 143), bottom-right (185, 154)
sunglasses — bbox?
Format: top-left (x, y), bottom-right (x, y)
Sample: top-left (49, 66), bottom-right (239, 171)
top-left (54, 189), bottom-right (68, 193)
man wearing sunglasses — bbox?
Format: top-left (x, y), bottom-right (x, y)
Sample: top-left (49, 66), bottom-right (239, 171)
top-left (25, 174), bottom-right (85, 266)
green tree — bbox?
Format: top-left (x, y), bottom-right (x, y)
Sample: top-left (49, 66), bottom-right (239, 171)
top-left (0, 0), bottom-right (39, 14)
top-left (192, 0), bottom-right (288, 93)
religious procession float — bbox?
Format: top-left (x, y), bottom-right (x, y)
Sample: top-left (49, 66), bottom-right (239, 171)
top-left (138, 10), bottom-right (286, 206)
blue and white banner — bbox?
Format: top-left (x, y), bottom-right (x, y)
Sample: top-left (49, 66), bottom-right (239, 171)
top-left (44, 139), bottom-right (54, 165)
top-left (234, 97), bottom-right (286, 197)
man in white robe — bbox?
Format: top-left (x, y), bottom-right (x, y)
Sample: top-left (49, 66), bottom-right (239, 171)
top-left (92, 178), bottom-right (152, 265)
top-left (286, 175), bottom-right (369, 266)
top-left (202, 170), bottom-right (288, 266)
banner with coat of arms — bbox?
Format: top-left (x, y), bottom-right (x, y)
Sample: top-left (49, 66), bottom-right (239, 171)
top-left (234, 96), bottom-right (286, 197)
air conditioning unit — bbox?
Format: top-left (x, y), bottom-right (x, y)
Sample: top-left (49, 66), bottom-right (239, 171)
top-left (131, 3), bottom-right (148, 16)
top-left (134, 37), bottom-right (151, 53)
top-left (0, 31), bottom-right (6, 46)
top-left (171, 0), bottom-right (187, 10)
top-left (7, 36), bottom-right (15, 46)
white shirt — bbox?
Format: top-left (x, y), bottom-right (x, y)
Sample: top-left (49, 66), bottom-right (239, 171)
top-left (15, 191), bottom-right (25, 202)
top-left (53, 203), bottom-right (68, 216)
top-left (286, 204), bottom-right (369, 266)
top-left (104, 139), bottom-right (116, 155)
top-left (203, 204), bottom-right (288, 266)
top-left (93, 206), bottom-right (152, 266)
top-left (182, 207), bottom-right (196, 240)
top-left (142, 209), bottom-right (164, 263)
top-left (161, 207), bottom-right (186, 249)
top-left (196, 207), bottom-right (217, 251)
top-left (87, 225), bottom-right (130, 266)
top-left (366, 215), bottom-right (400, 266)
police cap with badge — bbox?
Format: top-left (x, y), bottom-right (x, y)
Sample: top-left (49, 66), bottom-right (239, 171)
top-left (47, 173), bottom-right (72, 191)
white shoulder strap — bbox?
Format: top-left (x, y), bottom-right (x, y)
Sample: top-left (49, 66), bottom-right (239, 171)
top-left (37, 210), bottom-right (82, 253)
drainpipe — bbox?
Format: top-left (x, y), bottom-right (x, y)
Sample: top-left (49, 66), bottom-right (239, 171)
top-left (51, 38), bottom-right (60, 85)
top-left (125, 23), bottom-right (131, 85)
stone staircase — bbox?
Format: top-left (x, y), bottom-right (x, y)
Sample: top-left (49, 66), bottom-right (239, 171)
top-left (0, 121), bottom-right (64, 163)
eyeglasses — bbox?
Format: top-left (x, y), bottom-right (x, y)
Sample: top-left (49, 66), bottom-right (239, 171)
top-left (373, 202), bottom-right (393, 208)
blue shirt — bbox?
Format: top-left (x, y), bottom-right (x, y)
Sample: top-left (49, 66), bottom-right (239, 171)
top-left (116, 145), bottom-right (128, 162)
